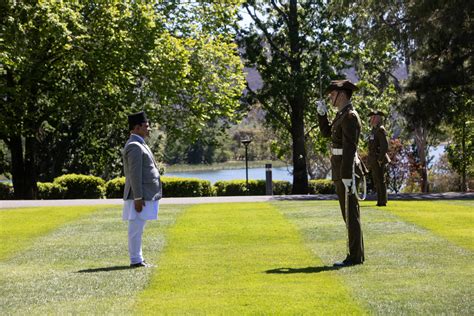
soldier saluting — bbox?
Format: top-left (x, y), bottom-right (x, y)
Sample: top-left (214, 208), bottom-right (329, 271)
top-left (317, 79), bottom-right (364, 267)
top-left (367, 110), bottom-right (390, 206)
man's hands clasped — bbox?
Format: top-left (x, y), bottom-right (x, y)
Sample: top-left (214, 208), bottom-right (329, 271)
top-left (134, 199), bottom-right (145, 212)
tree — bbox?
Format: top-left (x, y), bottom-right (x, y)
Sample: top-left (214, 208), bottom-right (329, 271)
top-left (386, 138), bottom-right (409, 194)
top-left (0, 1), bottom-right (161, 198)
top-left (403, 0), bottom-right (474, 191)
top-left (239, 0), bottom-right (353, 193)
top-left (445, 95), bottom-right (474, 191)
top-left (342, 0), bottom-right (474, 192)
top-left (0, 1), bottom-right (245, 198)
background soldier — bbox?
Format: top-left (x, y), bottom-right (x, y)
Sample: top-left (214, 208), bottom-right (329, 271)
top-left (367, 110), bottom-right (391, 206)
top-left (317, 79), bottom-right (364, 267)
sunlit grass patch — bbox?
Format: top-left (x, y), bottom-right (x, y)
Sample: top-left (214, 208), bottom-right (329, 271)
top-left (0, 205), bottom-right (187, 315)
top-left (373, 200), bottom-right (474, 250)
top-left (0, 205), bottom-right (114, 260)
top-left (274, 200), bottom-right (473, 315)
top-left (136, 203), bottom-right (364, 315)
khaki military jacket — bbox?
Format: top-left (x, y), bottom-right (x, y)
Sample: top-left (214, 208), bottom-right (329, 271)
top-left (368, 125), bottom-right (390, 167)
top-left (318, 103), bottom-right (362, 180)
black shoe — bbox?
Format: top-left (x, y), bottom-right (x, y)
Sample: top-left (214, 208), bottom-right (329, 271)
top-left (333, 259), bottom-right (363, 267)
top-left (130, 261), bottom-right (153, 268)
top-left (376, 204), bottom-right (386, 207)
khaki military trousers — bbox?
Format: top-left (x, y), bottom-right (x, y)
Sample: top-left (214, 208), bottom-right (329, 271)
top-left (334, 180), bottom-right (365, 263)
top-left (370, 163), bottom-right (388, 206)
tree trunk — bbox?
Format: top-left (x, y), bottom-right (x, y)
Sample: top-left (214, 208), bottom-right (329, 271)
top-left (461, 119), bottom-right (467, 192)
top-left (9, 135), bottom-right (38, 199)
top-left (287, 0), bottom-right (308, 194)
top-left (290, 99), bottom-right (309, 194)
top-left (414, 126), bottom-right (429, 193)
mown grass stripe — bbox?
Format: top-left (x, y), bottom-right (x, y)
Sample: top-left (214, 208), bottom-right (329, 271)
top-left (0, 205), bottom-right (187, 315)
top-left (376, 201), bottom-right (474, 251)
top-left (275, 200), bottom-right (473, 315)
top-left (0, 206), bottom-right (115, 260)
top-left (136, 202), bottom-right (364, 314)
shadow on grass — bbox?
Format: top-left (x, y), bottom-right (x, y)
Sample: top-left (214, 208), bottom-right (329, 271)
top-left (265, 265), bottom-right (341, 274)
top-left (77, 265), bottom-right (133, 273)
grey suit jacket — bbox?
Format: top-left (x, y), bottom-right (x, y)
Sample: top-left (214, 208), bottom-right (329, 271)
top-left (122, 134), bottom-right (162, 201)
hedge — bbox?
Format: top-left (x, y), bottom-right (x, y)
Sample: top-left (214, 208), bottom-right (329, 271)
top-left (37, 182), bottom-right (65, 199)
top-left (2, 174), bottom-right (335, 200)
top-left (0, 182), bottom-right (14, 200)
top-left (54, 174), bottom-right (105, 199)
top-left (214, 180), bottom-right (291, 196)
top-left (308, 179), bottom-right (335, 194)
top-left (104, 176), bottom-right (215, 198)
top-left (162, 177), bottom-right (215, 197)
top-left (105, 177), bottom-right (125, 198)
top-left (273, 180), bottom-right (292, 195)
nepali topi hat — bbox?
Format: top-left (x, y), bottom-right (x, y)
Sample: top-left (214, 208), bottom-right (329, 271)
top-left (325, 79), bottom-right (358, 94)
top-left (128, 111), bottom-right (148, 129)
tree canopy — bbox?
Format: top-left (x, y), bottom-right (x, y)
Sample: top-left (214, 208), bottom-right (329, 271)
top-left (0, 0), bottom-right (245, 198)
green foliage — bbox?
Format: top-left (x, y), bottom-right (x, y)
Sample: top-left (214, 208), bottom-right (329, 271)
top-left (162, 177), bottom-right (214, 197)
top-left (0, 1), bottom-right (245, 198)
top-left (105, 176), bottom-right (215, 198)
top-left (445, 95), bottom-right (474, 191)
top-left (214, 180), bottom-right (291, 196)
top-left (272, 180), bottom-right (292, 195)
top-left (0, 182), bottom-right (13, 200)
top-left (104, 177), bottom-right (126, 199)
top-left (308, 179), bottom-right (335, 194)
top-left (345, 0), bottom-right (474, 192)
top-left (53, 174), bottom-right (105, 199)
top-left (37, 182), bottom-right (65, 200)
top-left (239, 1), bottom-right (354, 192)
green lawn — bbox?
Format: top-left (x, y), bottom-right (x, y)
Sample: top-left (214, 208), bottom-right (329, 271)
top-left (0, 200), bottom-right (472, 314)
top-left (136, 203), bottom-right (363, 314)
top-left (274, 200), bottom-right (473, 315)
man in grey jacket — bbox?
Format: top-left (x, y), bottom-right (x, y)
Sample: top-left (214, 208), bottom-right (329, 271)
top-left (123, 111), bottom-right (162, 268)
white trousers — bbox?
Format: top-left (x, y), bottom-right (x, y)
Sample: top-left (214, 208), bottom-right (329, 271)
top-left (128, 217), bottom-right (147, 264)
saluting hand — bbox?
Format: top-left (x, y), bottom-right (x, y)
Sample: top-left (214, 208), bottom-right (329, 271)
top-left (316, 100), bottom-right (327, 116)
top-left (134, 199), bottom-right (145, 213)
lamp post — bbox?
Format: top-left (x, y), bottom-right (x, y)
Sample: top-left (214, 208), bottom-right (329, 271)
top-left (241, 138), bottom-right (252, 194)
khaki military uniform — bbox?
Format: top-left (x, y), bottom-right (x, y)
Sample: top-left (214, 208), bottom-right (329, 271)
top-left (318, 103), bottom-right (364, 264)
top-left (368, 125), bottom-right (390, 206)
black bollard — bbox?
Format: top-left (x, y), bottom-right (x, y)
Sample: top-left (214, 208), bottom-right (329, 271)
top-left (265, 163), bottom-right (273, 195)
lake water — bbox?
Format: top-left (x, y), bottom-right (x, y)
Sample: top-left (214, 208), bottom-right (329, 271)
top-left (165, 166), bottom-right (294, 184)
top-left (165, 144), bottom-right (447, 184)
top-left (0, 145), bottom-right (446, 185)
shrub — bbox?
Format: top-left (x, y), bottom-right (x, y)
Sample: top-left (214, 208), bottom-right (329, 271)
top-left (214, 180), bottom-right (292, 196)
top-left (105, 177), bottom-right (125, 198)
top-left (214, 180), bottom-right (255, 196)
top-left (162, 177), bottom-right (214, 197)
top-left (37, 182), bottom-right (65, 199)
top-left (105, 176), bottom-right (214, 198)
top-left (308, 179), bottom-right (335, 194)
top-left (273, 180), bottom-right (292, 195)
top-left (0, 182), bottom-right (14, 200)
top-left (54, 174), bottom-right (105, 199)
